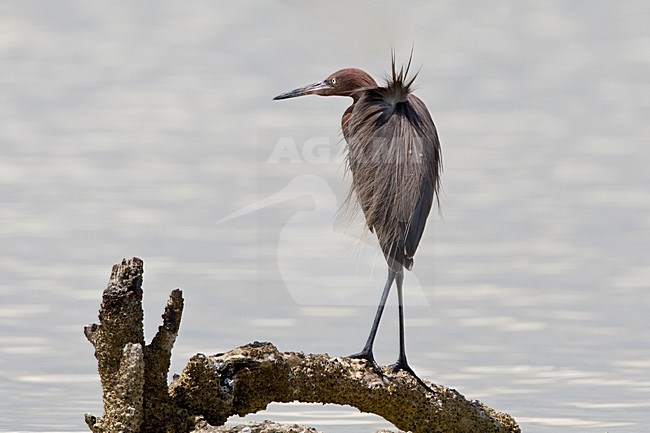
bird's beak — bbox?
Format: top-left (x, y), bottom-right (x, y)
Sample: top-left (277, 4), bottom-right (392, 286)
top-left (273, 80), bottom-right (332, 100)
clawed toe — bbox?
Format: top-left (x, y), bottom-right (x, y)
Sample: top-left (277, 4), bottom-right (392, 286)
top-left (347, 350), bottom-right (384, 375)
top-left (389, 359), bottom-right (435, 393)
top-left (347, 350), bottom-right (375, 364)
top-left (389, 360), bottom-right (414, 375)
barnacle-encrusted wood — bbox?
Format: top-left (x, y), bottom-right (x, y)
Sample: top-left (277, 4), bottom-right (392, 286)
top-left (171, 342), bottom-right (520, 433)
top-left (84, 258), bottom-right (189, 433)
top-left (84, 258), bottom-right (519, 433)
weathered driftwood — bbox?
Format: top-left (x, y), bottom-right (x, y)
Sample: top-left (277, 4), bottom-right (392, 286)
top-left (84, 258), bottom-right (520, 433)
top-left (170, 343), bottom-right (519, 433)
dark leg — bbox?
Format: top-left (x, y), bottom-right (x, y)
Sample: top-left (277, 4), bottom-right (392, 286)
top-left (392, 270), bottom-right (410, 370)
top-left (348, 268), bottom-right (396, 366)
top-left (390, 271), bottom-right (435, 392)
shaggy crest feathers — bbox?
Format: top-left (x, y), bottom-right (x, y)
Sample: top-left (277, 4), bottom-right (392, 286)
top-left (382, 50), bottom-right (419, 104)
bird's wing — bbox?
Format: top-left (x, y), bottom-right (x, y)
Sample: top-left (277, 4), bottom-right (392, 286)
top-left (402, 95), bottom-right (441, 267)
top-left (346, 92), bottom-right (441, 270)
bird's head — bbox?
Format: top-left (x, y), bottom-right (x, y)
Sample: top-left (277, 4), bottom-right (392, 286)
top-left (273, 68), bottom-right (377, 101)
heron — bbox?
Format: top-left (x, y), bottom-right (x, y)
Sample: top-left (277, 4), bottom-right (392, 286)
top-left (273, 54), bottom-right (442, 378)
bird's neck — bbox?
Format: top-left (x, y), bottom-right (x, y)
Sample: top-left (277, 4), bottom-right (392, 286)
top-left (344, 69), bottom-right (378, 101)
top-left (341, 104), bottom-right (354, 142)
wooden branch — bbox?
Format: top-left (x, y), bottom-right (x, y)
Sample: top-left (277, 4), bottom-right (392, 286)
top-left (142, 289), bottom-right (185, 433)
top-left (84, 258), bottom-right (519, 433)
top-left (170, 342), bottom-right (520, 433)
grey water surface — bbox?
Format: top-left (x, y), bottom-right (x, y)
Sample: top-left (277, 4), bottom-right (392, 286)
top-left (1, 1), bottom-right (649, 432)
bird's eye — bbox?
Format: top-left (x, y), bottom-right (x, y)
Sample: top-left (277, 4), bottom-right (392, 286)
top-left (330, 77), bottom-right (337, 85)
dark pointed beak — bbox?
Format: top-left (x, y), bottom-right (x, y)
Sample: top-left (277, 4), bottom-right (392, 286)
top-left (273, 80), bottom-right (332, 100)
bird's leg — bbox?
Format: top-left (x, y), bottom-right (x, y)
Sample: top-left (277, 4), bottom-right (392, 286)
top-left (348, 268), bottom-right (396, 369)
top-left (391, 270), bottom-right (410, 371)
top-left (389, 271), bottom-right (435, 393)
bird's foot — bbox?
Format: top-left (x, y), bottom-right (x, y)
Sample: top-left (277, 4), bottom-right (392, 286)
top-left (389, 357), bottom-right (413, 374)
top-left (389, 358), bottom-right (435, 393)
top-left (347, 348), bottom-right (375, 364)
top-left (346, 350), bottom-right (383, 376)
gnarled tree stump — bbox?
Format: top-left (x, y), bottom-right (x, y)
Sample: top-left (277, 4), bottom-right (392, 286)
top-left (84, 258), bottom-right (190, 433)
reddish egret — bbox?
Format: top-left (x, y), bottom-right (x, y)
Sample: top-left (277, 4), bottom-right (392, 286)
top-left (273, 54), bottom-right (442, 378)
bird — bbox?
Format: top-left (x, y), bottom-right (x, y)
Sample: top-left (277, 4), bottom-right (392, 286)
top-left (273, 53), bottom-right (442, 379)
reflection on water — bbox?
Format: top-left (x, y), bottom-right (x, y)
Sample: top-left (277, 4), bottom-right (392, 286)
top-left (1, 1), bottom-right (649, 432)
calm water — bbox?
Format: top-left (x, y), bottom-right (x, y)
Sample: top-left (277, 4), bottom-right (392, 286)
top-left (1, 1), bottom-right (649, 432)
